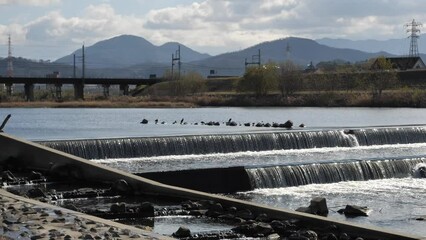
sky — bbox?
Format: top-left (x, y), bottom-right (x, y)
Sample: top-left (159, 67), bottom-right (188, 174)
top-left (0, 0), bottom-right (425, 60)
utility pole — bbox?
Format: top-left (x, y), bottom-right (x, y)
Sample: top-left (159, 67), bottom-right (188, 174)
top-left (171, 45), bottom-right (181, 80)
top-left (405, 19), bottom-right (422, 57)
top-left (82, 44), bottom-right (85, 80)
top-left (245, 49), bottom-right (261, 69)
top-left (73, 54), bottom-right (76, 78)
top-left (7, 34), bottom-right (13, 77)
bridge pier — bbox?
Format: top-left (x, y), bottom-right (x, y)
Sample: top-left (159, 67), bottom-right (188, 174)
top-left (74, 83), bottom-right (84, 100)
top-left (24, 83), bottom-right (34, 102)
top-left (119, 84), bottom-right (129, 96)
top-left (5, 83), bottom-right (13, 96)
top-left (55, 84), bottom-right (62, 101)
top-left (102, 84), bottom-right (110, 98)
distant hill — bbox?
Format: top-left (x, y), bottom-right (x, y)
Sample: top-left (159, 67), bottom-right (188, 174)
top-left (316, 35), bottom-right (426, 56)
top-left (189, 37), bottom-right (389, 76)
top-left (14, 36), bottom-right (398, 78)
top-left (0, 57), bottom-right (73, 77)
top-left (55, 35), bottom-right (211, 69)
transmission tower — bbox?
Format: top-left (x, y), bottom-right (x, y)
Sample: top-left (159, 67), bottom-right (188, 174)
top-left (7, 34), bottom-right (13, 77)
top-left (286, 42), bottom-right (291, 60)
top-left (405, 19), bottom-right (422, 57)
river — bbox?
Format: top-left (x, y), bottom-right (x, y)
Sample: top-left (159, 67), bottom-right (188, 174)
top-left (1, 107), bottom-right (425, 237)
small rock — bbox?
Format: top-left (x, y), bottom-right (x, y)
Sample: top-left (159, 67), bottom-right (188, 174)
top-left (30, 234), bottom-right (45, 240)
top-left (28, 171), bottom-right (44, 181)
top-left (138, 202), bottom-right (154, 217)
top-left (255, 222), bottom-right (274, 236)
top-left (2, 170), bottom-right (16, 182)
top-left (130, 233), bottom-right (142, 238)
top-left (121, 229), bottom-right (131, 235)
top-left (210, 203), bottom-right (223, 212)
top-left (110, 203), bottom-right (126, 213)
top-left (173, 226), bottom-right (191, 238)
top-left (27, 188), bottom-right (47, 198)
top-left (227, 206), bottom-right (237, 213)
top-left (112, 179), bottom-right (130, 193)
top-left (255, 213), bottom-right (269, 222)
top-left (82, 234), bottom-right (94, 240)
top-left (322, 233), bottom-right (338, 240)
top-left (53, 209), bottom-right (63, 216)
top-left (339, 233), bottom-right (350, 240)
top-left (51, 217), bottom-right (65, 223)
top-left (235, 209), bottom-right (254, 220)
top-left (267, 233), bottom-right (280, 240)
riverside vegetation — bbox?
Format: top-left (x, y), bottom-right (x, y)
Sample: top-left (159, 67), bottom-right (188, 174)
top-left (1, 57), bottom-right (426, 108)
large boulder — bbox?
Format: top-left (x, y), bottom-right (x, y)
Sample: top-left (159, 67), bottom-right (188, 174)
top-left (309, 197), bottom-right (328, 216)
top-left (295, 197), bottom-right (328, 216)
top-left (338, 205), bottom-right (369, 217)
top-left (412, 163), bottom-right (426, 178)
top-left (280, 120), bottom-right (293, 129)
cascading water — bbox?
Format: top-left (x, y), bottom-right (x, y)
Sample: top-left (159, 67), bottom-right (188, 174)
top-left (39, 130), bottom-right (358, 159)
top-left (38, 127), bottom-right (426, 160)
top-left (354, 127), bottom-right (426, 146)
top-left (246, 157), bottom-right (426, 189)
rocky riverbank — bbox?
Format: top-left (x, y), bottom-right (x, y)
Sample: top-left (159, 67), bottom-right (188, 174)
top-left (0, 189), bottom-right (170, 240)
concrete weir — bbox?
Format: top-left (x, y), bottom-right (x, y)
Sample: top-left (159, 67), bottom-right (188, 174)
top-left (0, 133), bottom-right (422, 240)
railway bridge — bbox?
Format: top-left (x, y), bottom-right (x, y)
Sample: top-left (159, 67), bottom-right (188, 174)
top-left (0, 77), bottom-right (162, 101)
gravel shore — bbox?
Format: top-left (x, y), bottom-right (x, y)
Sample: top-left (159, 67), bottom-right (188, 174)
top-left (0, 189), bottom-right (171, 240)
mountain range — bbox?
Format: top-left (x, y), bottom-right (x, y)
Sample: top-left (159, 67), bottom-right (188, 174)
top-left (55, 35), bottom-right (210, 69)
top-left (316, 34), bottom-right (426, 56)
top-left (4, 34), bottom-right (423, 78)
top-left (53, 34), bottom-right (398, 78)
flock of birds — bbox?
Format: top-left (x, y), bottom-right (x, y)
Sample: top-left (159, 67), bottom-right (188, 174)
top-left (140, 118), bottom-right (305, 129)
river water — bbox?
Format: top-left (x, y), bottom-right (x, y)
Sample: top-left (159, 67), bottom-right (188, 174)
top-left (1, 107), bottom-right (425, 237)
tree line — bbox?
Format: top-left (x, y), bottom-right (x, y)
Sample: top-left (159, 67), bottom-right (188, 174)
top-left (237, 57), bottom-right (399, 104)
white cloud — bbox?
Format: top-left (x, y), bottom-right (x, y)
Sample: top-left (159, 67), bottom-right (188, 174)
top-left (24, 4), bottom-right (144, 45)
top-left (3, 0), bottom-right (426, 59)
top-left (0, 0), bottom-right (60, 6)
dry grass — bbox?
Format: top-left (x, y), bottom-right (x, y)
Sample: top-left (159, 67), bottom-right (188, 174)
top-left (1, 88), bottom-right (426, 108)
